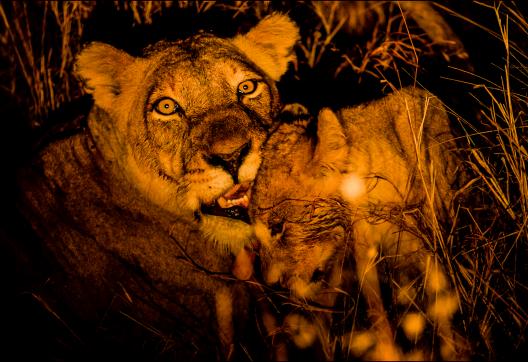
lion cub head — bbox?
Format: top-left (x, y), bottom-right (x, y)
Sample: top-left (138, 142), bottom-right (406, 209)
top-left (74, 14), bottom-right (299, 253)
top-left (249, 105), bottom-right (349, 303)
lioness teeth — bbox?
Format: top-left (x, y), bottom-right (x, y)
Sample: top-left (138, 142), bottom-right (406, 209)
top-left (200, 182), bottom-right (252, 223)
top-left (217, 193), bottom-right (249, 209)
top-left (216, 182), bottom-right (251, 209)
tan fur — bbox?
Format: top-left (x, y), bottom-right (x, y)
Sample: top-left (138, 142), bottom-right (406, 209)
top-left (19, 14), bottom-right (298, 360)
top-left (250, 88), bottom-right (469, 360)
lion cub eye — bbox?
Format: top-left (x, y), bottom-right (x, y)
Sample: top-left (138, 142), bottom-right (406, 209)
top-left (270, 221), bottom-right (285, 237)
top-left (153, 97), bottom-right (181, 116)
top-left (237, 80), bottom-right (257, 95)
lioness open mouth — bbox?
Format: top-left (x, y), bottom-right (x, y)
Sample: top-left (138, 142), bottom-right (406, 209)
top-left (201, 182), bottom-right (251, 224)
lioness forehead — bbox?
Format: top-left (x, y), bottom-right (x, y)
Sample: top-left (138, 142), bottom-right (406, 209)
top-left (144, 35), bottom-right (255, 70)
top-left (147, 64), bottom-right (247, 114)
top-left (142, 37), bottom-right (269, 113)
top-left (143, 34), bottom-right (227, 55)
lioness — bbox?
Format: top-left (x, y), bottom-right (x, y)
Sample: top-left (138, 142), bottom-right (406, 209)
top-left (18, 14), bottom-right (298, 360)
top-left (250, 89), bottom-right (469, 360)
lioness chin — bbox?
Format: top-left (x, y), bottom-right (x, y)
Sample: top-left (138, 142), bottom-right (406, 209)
top-left (250, 88), bottom-right (470, 360)
top-left (18, 13), bottom-right (298, 360)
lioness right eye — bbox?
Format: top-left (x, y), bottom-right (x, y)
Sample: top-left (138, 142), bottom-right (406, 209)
top-left (153, 97), bottom-right (181, 116)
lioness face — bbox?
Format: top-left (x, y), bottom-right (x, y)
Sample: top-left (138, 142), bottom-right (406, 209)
top-left (75, 15), bottom-right (299, 252)
top-left (136, 39), bottom-right (279, 244)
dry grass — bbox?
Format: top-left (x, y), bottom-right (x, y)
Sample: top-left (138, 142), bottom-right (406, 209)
top-left (407, 3), bottom-right (528, 358)
top-left (1, 1), bottom-right (526, 360)
top-left (0, 1), bottom-right (92, 126)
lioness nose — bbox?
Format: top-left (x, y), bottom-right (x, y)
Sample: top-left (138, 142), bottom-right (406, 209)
top-left (207, 141), bottom-right (251, 183)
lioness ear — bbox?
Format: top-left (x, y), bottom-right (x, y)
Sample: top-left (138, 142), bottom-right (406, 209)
top-left (313, 108), bottom-right (348, 174)
top-left (232, 13), bottom-right (299, 81)
top-left (75, 42), bottom-right (135, 110)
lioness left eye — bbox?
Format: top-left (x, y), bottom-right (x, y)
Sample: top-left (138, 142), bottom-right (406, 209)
top-left (237, 80), bottom-right (257, 95)
top-left (153, 97), bottom-right (181, 116)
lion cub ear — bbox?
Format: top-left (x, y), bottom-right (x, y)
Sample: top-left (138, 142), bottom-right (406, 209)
top-left (232, 13), bottom-right (299, 81)
top-left (75, 42), bottom-right (136, 110)
top-left (313, 108), bottom-right (348, 174)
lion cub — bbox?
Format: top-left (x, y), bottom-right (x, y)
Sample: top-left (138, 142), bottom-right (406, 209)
top-left (19, 14), bottom-right (298, 360)
top-left (250, 89), bottom-right (469, 360)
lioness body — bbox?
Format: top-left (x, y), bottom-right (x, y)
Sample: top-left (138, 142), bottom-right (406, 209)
top-left (251, 88), bottom-right (467, 360)
top-left (21, 128), bottom-right (235, 356)
top-left (18, 14), bottom-right (298, 359)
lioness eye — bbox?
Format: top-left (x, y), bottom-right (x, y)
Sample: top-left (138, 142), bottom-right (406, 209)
top-left (237, 80), bottom-right (257, 95)
top-left (153, 97), bottom-right (180, 116)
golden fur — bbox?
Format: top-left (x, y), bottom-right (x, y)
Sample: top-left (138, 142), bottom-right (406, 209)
top-left (250, 88), bottom-right (469, 360)
top-left (19, 14), bottom-right (298, 360)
